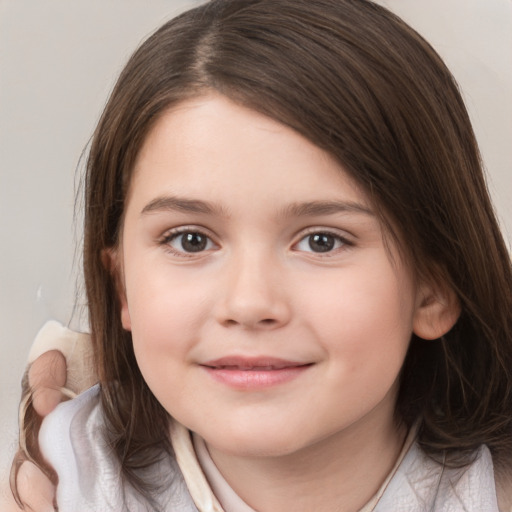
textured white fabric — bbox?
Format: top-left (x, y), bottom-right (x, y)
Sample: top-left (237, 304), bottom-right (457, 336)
top-left (375, 443), bottom-right (499, 511)
top-left (40, 385), bottom-right (499, 512)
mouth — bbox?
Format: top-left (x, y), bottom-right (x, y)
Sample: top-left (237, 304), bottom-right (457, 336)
top-left (202, 356), bottom-right (311, 370)
top-left (200, 356), bottom-right (313, 389)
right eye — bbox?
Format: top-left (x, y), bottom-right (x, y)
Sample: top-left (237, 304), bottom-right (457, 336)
top-left (163, 230), bottom-right (216, 255)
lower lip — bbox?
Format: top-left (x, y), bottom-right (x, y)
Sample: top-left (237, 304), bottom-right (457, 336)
top-left (202, 365), bottom-right (312, 390)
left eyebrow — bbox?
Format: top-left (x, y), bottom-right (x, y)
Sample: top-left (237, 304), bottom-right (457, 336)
top-left (279, 200), bottom-right (374, 218)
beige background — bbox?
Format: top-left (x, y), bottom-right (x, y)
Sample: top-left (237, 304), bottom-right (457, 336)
top-left (1, 0), bottom-right (511, 506)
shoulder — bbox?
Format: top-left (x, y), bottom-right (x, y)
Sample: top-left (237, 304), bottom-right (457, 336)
top-left (39, 385), bottom-right (198, 512)
top-left (376, 443), bottom-right (500, 511)
top-left (39, 385), bottom-right (121, 510)
top-left (39, 384), bottom-right (103, 475)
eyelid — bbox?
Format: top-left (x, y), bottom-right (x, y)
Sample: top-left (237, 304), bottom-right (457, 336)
top-left (293, 226), bottom-right (354, 242)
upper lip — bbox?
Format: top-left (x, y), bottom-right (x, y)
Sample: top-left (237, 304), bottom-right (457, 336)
top-left (201, 356), bottom-right (311, 370)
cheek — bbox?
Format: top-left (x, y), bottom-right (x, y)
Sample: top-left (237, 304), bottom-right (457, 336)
top-left (298, 261), bottom-right (415, 376)
top-left (123, 262), bottom-right (212, 373)
top-left (125, 276), bottom-right (201, 411)
top-left (127, 256), bottom-right (212, 323)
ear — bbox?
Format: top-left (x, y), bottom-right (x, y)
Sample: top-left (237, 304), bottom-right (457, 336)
top-left (101, 248), bottom-right (132, 331)
top-left (413, 280), bottom-right (460, 340)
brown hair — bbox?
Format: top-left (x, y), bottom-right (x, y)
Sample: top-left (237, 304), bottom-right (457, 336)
top-left (19, 0), bottom-right (512, 504)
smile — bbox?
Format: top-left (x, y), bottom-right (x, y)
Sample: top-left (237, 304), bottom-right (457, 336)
top-left (200, 357), bottom-right (313, 389)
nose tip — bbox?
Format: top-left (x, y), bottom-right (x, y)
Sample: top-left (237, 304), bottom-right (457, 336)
top-left (215, 261), bottom-right (291, 330)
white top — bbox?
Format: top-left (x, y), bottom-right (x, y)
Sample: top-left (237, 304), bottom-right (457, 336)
top-left (39, 385), bottom-right (499, 512)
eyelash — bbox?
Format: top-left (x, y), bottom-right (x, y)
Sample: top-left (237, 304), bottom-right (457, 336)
top-left (159, 226), bottom-right (353, 258)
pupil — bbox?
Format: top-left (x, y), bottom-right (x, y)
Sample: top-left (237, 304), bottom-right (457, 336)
top-left (309, 233), bottom-right (334, 252)
top-left (182, 233), bottom-right (207, 252)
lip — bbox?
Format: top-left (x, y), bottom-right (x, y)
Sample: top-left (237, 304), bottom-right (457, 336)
top-left (200, 356), bottom-right (313, 389)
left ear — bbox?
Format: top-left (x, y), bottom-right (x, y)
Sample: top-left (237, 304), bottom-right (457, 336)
top-left (413, 280), bottom-right (461, 340)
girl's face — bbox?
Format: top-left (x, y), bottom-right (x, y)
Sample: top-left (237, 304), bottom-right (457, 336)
top-left (116, 94), bottom-right (441, 459)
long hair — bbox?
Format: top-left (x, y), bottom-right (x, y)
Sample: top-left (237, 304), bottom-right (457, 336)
top-left (80, 0), bottom-right (512, 496)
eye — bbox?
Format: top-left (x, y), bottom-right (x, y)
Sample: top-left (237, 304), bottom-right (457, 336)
top-left (164, 230), bottom-right (216, 254)
top-left (294, 232), bottom-right (348, 253)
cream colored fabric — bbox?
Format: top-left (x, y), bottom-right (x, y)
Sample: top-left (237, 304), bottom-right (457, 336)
top-left (169, 421), bottom-right (224, 512)
top-left (192, 433), bottom-right (259, 512)
top-left (28, 320), bottom-right (97, 395)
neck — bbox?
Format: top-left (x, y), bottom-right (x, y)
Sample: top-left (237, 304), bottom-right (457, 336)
top-left (207, 406), bottom-right (407, 512)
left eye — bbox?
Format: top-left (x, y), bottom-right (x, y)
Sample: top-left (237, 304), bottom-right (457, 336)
top-left (295, 232), bottom-right (346, 253)
top-left (166, 231), bottom-right (215, 253)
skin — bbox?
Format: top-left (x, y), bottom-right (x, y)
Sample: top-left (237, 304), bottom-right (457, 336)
top-left (14, 93), bottom-right (459, 512)
top-left (29, 351), bottom-right (67, 417)
top-left (114, 94), bottom-right (458, 511)
top-left (5, 462), bottom-right (55, 512)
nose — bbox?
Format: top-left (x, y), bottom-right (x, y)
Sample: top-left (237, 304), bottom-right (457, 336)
top-left (215, 252), bottom-right (291, 330)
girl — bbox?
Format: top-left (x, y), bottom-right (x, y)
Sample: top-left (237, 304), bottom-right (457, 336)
top-left (12, 0), bottom-right (512, 510)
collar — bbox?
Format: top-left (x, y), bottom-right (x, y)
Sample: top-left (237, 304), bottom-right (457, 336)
top-left (170, 420), bottom-right (416, 512)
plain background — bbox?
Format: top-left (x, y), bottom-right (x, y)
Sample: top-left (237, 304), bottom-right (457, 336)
top-left (1, 0), bottom-right (511, 505)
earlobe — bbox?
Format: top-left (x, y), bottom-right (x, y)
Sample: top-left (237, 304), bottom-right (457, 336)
top-left (101, 247), bottom-right (132, 331)
top-left (413, 281), bottom-right (460, 340)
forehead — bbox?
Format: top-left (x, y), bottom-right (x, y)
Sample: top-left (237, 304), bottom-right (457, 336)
top-left (128, 93), bottom-right (372, 214)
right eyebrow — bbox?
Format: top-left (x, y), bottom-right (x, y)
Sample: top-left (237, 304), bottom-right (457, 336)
top-left (140, 195), bottom-right (228, 217)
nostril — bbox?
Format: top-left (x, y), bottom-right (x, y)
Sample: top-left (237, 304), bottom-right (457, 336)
top-left (223, 318), bottom-right (277, 328)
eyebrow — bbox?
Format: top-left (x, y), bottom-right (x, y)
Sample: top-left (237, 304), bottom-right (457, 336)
top-left (279, 200), bottom-right (374, 218)
top-left (141, 196), bottom-right (228, 216)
